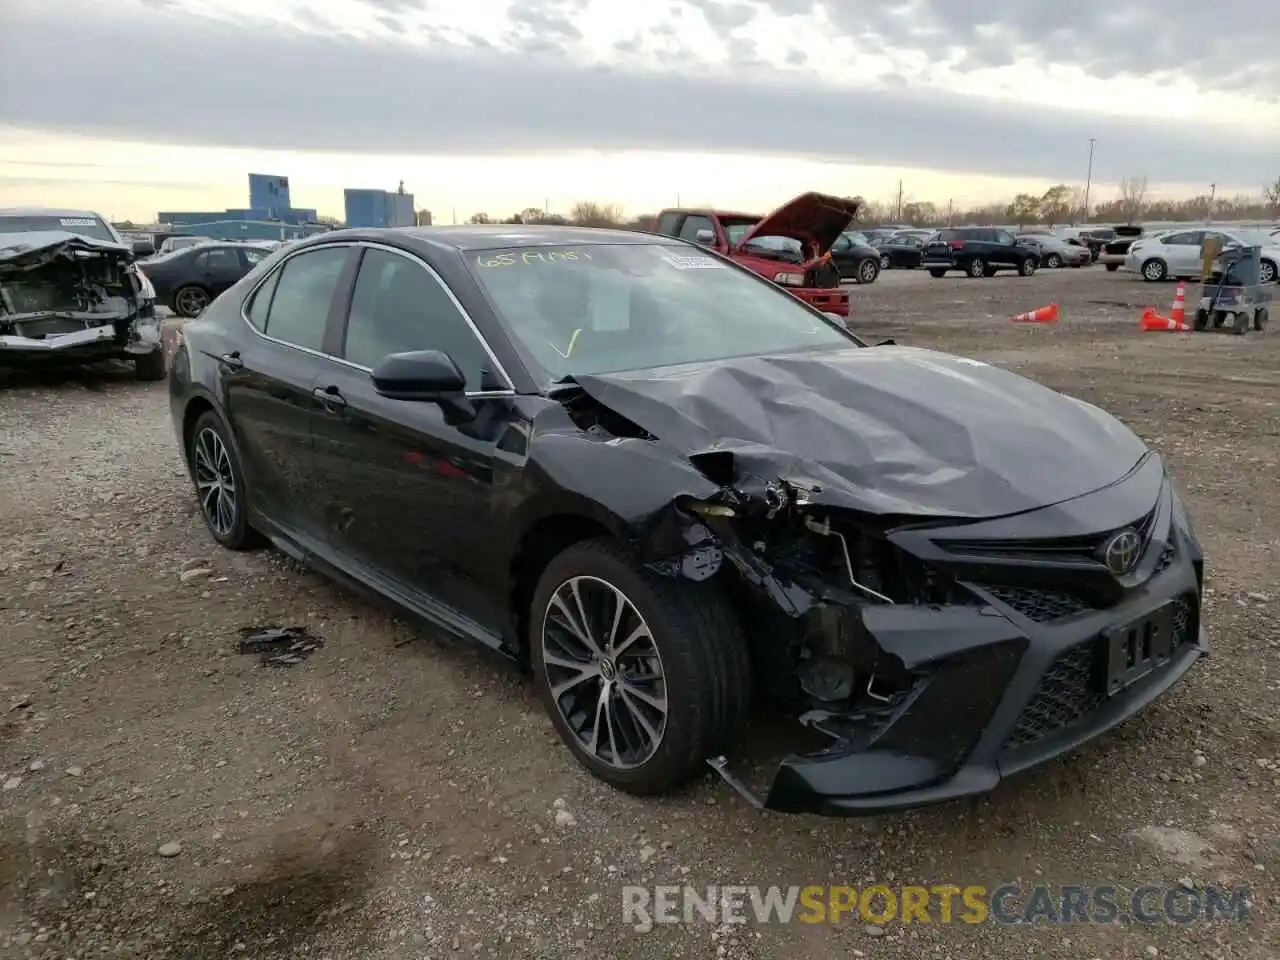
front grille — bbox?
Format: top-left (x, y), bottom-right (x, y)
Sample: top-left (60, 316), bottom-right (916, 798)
top-left (984, 586), bottom-right (1092, 622)
top-left (1003, 594), bottom-right (1197, 751)
top-left (1004, 640), bottom-right (1105, 750)
top-left (942, 503), bottom-right (1159, 565)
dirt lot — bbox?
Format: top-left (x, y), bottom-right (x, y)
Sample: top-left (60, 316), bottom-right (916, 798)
top-left (1, 267), bottom-right (1277, 959)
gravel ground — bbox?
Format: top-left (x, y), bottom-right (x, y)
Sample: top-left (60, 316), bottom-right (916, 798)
top-left (1, 267), bottom-right (1277, 959)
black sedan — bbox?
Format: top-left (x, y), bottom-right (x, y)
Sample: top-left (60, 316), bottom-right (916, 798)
top-left (876, 232), bottom-right (930, 269)
top-left (169, 225), bottom-right (1207, 816)
top-left (829, 232), bottom-right (881, 284)
top-left (141, 242), bottom-right (273, 317)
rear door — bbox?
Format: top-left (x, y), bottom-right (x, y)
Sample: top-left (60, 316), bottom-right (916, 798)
top-left (223, 243), bottom-right (357, 539)
top-left (991, 230), bottom-right (1021, 266)
top-left (195, 247), bottom-right (250, 297)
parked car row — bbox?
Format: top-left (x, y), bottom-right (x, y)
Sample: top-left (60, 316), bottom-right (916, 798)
top-left (1121, 227), bottom-right (1279, 284)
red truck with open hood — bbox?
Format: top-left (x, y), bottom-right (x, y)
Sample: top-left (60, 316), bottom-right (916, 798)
top-left (651, 192), bottom-right (859, 319)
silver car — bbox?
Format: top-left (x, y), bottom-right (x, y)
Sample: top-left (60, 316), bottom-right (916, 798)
top-left (1125, 229), bottom-right (1280, 283)
top-left (1016, 231), bottom-right (1092, 268)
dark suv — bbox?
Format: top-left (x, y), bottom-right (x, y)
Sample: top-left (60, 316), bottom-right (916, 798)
top-left (921, 228), bottom-right (1039, 278)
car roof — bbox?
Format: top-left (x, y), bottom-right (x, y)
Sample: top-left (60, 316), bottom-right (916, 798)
top-left (294, 224), bottom-right (674, 253)
top-left (0, 206), bottom-right (107, 219)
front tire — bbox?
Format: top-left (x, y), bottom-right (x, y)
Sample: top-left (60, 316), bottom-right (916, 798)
top-left (856, 258), bottom-right (880, 284)
top-left (879, 254), bottom-right (891, 271)
top-left (1260, 259), bottom-right (1276, 285)
top-left (186, 410), bottom-right (255, 550)
top-left (1018, 257), bottom-right (1037, 276)
top-left (529, 538), bottom-right (750, 795)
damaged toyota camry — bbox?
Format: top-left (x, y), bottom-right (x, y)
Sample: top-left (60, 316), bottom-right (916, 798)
top-left (168, 225), bottom-right (1207, 816)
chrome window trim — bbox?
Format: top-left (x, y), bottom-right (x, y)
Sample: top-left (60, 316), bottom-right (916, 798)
top-left (239, 239), bottom-right (517, 398)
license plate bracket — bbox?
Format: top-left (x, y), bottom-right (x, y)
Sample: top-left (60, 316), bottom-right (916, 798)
top-left (1104, 602), bottom-right (1175, 696)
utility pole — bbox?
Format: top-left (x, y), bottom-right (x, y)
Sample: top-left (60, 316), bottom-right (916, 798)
top-left (947, 199), bottom-right (954, 226)
top-left (1208, 183), bottom-right (1217, 222)
top-left (895, 180), bottom-right (904, 221)
top-left (544, 196), bottom-right (550, 216)
top-left (451, 207), bottom-right (456, 225)
top-left (1082, 137), bottom-right (1096, 223)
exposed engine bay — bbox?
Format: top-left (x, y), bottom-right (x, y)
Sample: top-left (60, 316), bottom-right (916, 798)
top-left (0, 231), bottom-right (157, 361)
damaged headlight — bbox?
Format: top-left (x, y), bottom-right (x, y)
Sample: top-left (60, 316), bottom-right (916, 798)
top-left (773, 271), bottom-right (805, 286)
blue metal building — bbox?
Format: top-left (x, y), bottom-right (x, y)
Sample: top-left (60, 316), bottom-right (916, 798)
top-left (344, 187), bottom-right (416, 228)
top-left (248, 173), bottom-right (291, 214)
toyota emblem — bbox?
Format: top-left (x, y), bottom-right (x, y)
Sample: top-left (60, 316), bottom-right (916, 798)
top-left (1102, 529), bottom-right (1142, 575)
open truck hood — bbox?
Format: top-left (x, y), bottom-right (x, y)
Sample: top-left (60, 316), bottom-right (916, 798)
top-left (737, 192), bottom-right (861, 257)
top-left (571, 345), bottom-right (1149, 520)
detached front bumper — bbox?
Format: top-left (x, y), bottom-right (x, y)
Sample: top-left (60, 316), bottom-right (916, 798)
top-left (714, 477), bottom-right (1207, 817)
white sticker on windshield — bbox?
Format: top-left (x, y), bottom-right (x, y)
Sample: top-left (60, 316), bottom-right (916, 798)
top-left (663, 254), bottom-right (723, 270)
top-left (59, 218), bottom-right (98, 227)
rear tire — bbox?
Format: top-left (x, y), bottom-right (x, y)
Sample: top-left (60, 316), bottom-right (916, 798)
top-left (134, 349), bottom-right (166, 382)
top-left (1018, 257), bottom-right (1037, 277)
top-left (1260, 259), bottom-right (1276, 285)
top-left (186, 410), bottom-right (257, 551)
top-left (1194, 308), bottom-right (1209, 331)
top-left (929, 269), bottom-right (947, 278)
top-left (529, 538), bottom-right (751, 796)
top-left (1142, 259), bottom-right (1168, 282)
top-left (856, 258), bottom-right (880, 285)
top-left (967, 258), bottom-right (986, 278)
top-left (1105, 264), bottom-right (1119, 272)
top-left (1045, 254), bottom-right (1062, 269)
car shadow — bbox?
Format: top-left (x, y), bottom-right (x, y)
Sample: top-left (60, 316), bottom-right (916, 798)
top-left (0, 360), bottom-right (143, 393)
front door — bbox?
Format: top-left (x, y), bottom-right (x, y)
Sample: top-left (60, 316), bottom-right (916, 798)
top-left (309, 245), bottom-right (510, 635)
top-left (194, 246), bottom-right (250, 298)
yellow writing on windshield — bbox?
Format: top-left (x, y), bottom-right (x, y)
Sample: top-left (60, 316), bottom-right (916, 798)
top-left (475, 250), bottom-right (593, 268)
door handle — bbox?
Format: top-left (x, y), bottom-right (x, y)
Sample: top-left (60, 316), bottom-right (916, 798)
top-left (312, 385), bottom-right (347, 410)
top-left (218, 351), bottom-right (243, 370)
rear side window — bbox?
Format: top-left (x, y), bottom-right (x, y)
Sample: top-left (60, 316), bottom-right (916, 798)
top-left (244, 270), bottom-right (280, 330)
top-left (195, 248), bottom-right (239, 271)
top-left (262, 247), bottom-right (348, 351)
top-left (655, 212), bottom-right (680, 236)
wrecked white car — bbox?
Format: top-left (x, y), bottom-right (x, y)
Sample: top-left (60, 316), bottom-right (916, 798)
top-left (0, 231), bottom-right (166, 380)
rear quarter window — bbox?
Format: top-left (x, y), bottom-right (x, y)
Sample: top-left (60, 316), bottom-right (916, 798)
top-left (655, 212), bottom-right (681, 236)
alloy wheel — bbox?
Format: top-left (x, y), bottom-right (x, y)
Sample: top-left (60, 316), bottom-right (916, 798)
top-left (879, 254), bottom-right (890, 270)
top-left (192, 427), bottom-right (237, 537)
top-left (177, 287), bottom-right (209, 317)
top-left (859, 260), bottom-right (878, 283)
top-left (540, 575), bottom-right (667, 770)
top-left (1143, 260), bottom-right (1166, 281)
top-left (1261, 260), bottom-right (1276, 284)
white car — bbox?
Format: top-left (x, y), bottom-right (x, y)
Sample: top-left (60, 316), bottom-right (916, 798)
top-left (1125, 228), bottom-right (1279, 284)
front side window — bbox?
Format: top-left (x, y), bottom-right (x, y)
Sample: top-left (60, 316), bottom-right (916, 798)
top-left (344, 248), bottom-right (490, 387)
top-left (467, 243), bottom-right (856, 382)
top-left (262, 246), bottom-right (348, 351)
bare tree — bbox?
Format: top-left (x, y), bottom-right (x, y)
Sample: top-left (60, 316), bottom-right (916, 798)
top-left (568, 201), bottom-right (624, 227)
top-left (1118, 176), bottom-right (1149, 225)
top-left (1265, 178), bottom-right (1280, 214)
top-left (468, 212), bottom-right (493, 224)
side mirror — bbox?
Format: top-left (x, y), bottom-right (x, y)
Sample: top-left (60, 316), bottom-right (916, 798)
top-left (371, 349), bottom-right (475, 423)
top-left (694, 228), bottom-right (715, 245)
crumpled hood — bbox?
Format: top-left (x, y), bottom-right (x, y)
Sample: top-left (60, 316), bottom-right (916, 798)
top-left (572, 346), bottom-right (1150, 519)
top-left (0, 230), bottom-right (133, 270)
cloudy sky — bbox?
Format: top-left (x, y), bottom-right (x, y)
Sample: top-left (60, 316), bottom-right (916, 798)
top-left (2, 0), bottom-right (1279, 222)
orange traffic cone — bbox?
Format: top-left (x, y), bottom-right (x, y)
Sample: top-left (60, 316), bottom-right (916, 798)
top-left (1140, 306), bottom-right (1190, 332)
top-left (1010, 303), bottom-right (1059, 323)
top-left (1170, 281), bottom-right (1187, 325)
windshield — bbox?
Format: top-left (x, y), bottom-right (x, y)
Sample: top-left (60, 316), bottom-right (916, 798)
top-left (467, 242), bottom-right (857, 382)
top-left (722, 218), bottom-right (759, 246)
top-left (0, 214), bottom-right (117, 244)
